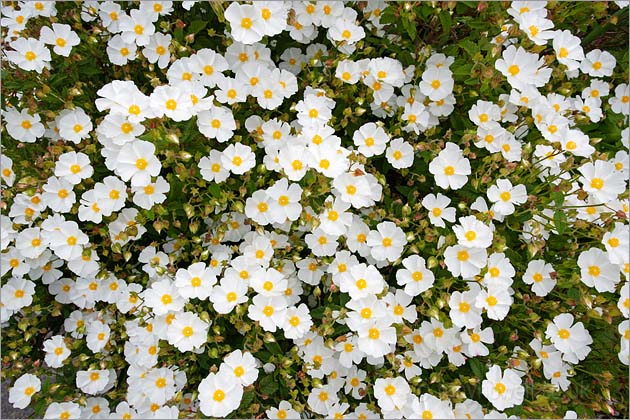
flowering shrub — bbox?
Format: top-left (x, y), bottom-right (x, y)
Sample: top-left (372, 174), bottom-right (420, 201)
top-left (1, 1), bottom-right (629, 419)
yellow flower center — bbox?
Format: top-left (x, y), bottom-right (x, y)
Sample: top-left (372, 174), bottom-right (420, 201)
top-left (161, 294), bottom-right (172, 305)
top-left (444, 165), bottom-right (455, 176)
top-left (590, 178), bottom-right (604, 190)
top-left (356, 279), bottom-right (367, 289)
top-left (368, 328), bottom-right (380, 339)
top-left (457, 250), bottom-right (469, 261)
top-left (588, 265), bottom-right (601, 277)
top-left (25, 51), bottom-right (36, 61)
top-left (135, 158), bottom-right (148, 170)
top-left (508, 64), bottom-right (520, 76)
top-left (361, 308), bottom-right (372, 319)
top-left (459, 302), bottom-right (470, 313)
top-left (486, 296), bottom-right (498, 306)
top-left (384, 384), bottom-right (396, 395)
top-left (533, 273), bottom-right (543, 282)
top-left (134, 24), bottom-right (144, 35)
top-left (263, 305), bottom-right (274, 316)
top-left (241, 17), bottom-right (252, 29)
top-left (494, 382), bottom-right (506, 394)
top-left (465, 231), bottom-right (476, 241)
top-left (289, 316), bottom-right (300, 326)
top-left (165, 99), bottom-right (177, 110)
top-left (182, 326), bottom-right (193, 337)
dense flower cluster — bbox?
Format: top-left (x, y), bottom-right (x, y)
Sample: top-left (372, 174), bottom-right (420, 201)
top-left (1, 1), bottom-right (628, 419)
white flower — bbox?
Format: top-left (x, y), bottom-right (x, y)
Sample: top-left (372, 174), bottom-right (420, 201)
top-left (119, 9), bottom-right (155, 46)
top-left (4, 108), bottom-right (46, 143)
top-left (198, 370), bottom-right (243, 417)
top-left (419, 65), bottom-right (454, 101)
top-left (422, 193), bottom-right (456, 227)
top-left (386, 138), bottom-right (414, 169)
top-left (487, 179), bottom-right (528, 216)
top-left (39, 23), bottom-right (80, 56)
top-left (475, 285), bottom-right (513, 320)
top-left (53, 152), bottom-right (93, 187)
top-left (449, 289), bottom-right (483, 329)
top-left (142, 279), bottom-right (186, 316)
top-left (5, 37), bottom-right (51, 73)
top-left (545, 313), bottom-right (593, 363)
top-left (43, 335), bottom-right (71, 368)
top-left (429, 142), bottom-right (471, 190)
top-left (366, 221), bottom-right (407, 262)
top-left (9, 373), bottom-right (41, 409)
top-left (220, 349), bottom-right (259, 386)
top-left (357, 320), bottom-right (396, 358)
top-left (76, 369), bottom-right (110, 395)
top-left (221, 143), bottom-right (256, 175)
top-left (339, 263), bottom-right (385, 300)
top-left (224, 2), bottom-right (263, 44)
top-left (131, 176), bottom-right (169, 209)
top-left (374, 377), bottom-right (410, 412)
top-left (444, 245), bottom-right (487, 279)
top-left (577, 247), bottom-right (621, 293)
top-left (115, 140), bottom-right (161, 186)
top-left (247, 294), bottom-right (287, 332)
top-left (396, 255), bottom-right (435, 296)
top-left (199, 150), bottom-right (230, 183)
top-left (481, 365), bottom-right (524, 411)
top-left (174, 262), bottom-right (217, 300)
top-left (167, 311), bottom-right (210, 352)
top-left (282, 303), bottom-right (314, 340)
top-left (453, 216), bottom-right (493, 249)
top-left (552, 30), bottom-right (584, 71)
top-left (197, 105), bottom-right (236, 142)
top-left (580, 49), bottom-right (616, 77)
top-left (44, 402), bottom-right (82, 419)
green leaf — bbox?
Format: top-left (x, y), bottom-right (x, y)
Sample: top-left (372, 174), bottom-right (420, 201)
top-left (207, 183), bottom-right (222, 199)
top-left (469, 358), bottom-right (486, 379)
top-left (439, 11), bottom-right (452, 35)
top-left (554, 210), bottom-right (568, 235)
top-left (551, 191), bottom-right (565, 207)
top-left (459, 39), bottom-right (478, 57)
top-left (258, 374), bottom-right (279, 395)
top-left (189, 20), bottom-right (208, 34)
top-left (240, 390), bottom-right (255, 409)
top-left (264, 341), bottom-right (282, 355)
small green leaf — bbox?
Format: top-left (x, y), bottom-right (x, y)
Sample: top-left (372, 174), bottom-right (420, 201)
top-left (554, 210), bottom-right (568, 235)
top-left (258, 374), bottom-right (279, 395)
